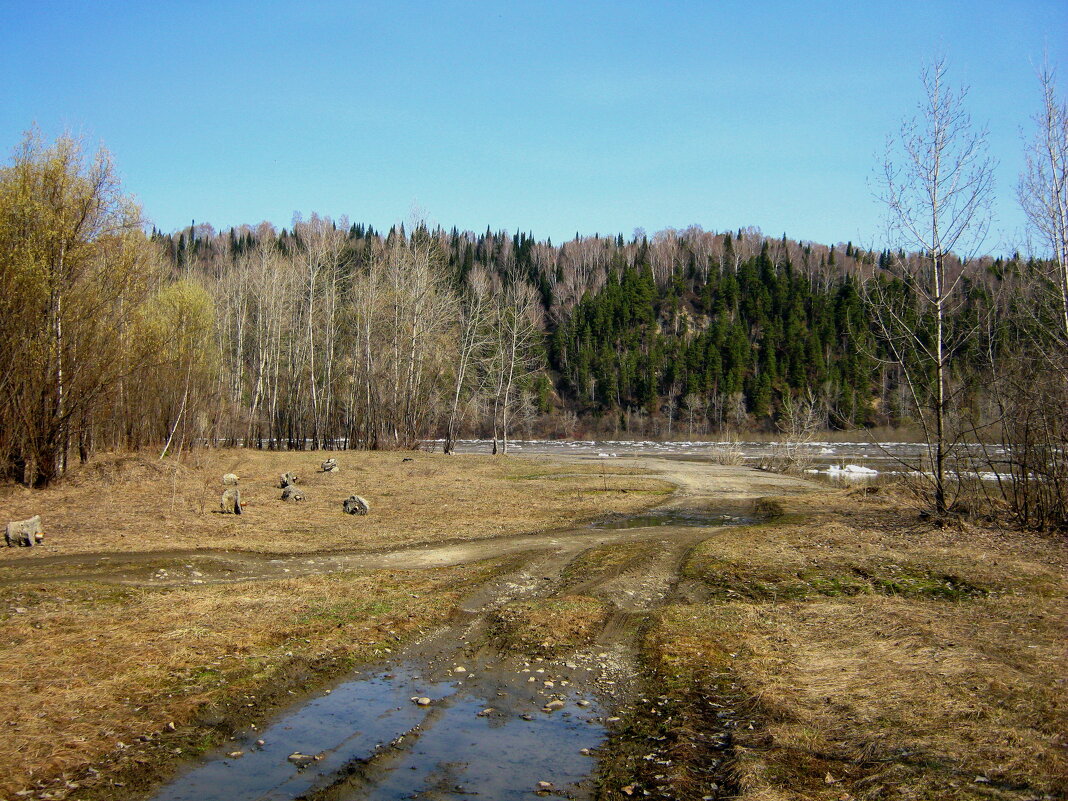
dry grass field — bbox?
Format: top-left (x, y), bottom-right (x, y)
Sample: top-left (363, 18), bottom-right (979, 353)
top-left (633, 490), bottom-right (1068, 801)
top-left (0, 449), bottom-right (670, 557)
top-left (1, 451), bottom-right (1064, 801)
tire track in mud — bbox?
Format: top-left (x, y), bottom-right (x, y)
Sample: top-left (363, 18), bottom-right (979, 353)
top-left (259, 522), bottom-right (716, 801)
top-left (144, 522), bottom-right (751, 795)
top-left (147, 521), bottom-right (717, 801)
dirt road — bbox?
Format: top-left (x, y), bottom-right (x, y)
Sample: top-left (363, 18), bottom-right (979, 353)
top-left (137, 457), bottom-right (822, 801)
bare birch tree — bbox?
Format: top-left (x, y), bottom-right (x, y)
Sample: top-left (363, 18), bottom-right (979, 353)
top-left (444, 266), bottom-right (492, 454)
top-left (490, 271), bottom-right (544, 454)
top-left (294, 214), bottom-right (347, 447)
top-left (992, 62), bottom-right (1068, 530)
top-left (871, 58), bottom-right (995, 516)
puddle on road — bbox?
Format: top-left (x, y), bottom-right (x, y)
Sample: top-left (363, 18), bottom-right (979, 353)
top-left (590, 508), bottom-right (754, 530)
top-left (142, 501), bottom-right (737, 799)
top-left (151, 657), bottom-right (605, 801)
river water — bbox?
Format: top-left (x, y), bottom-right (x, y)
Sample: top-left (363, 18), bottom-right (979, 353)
top-left (446, 438), bottom-right (1006, 483)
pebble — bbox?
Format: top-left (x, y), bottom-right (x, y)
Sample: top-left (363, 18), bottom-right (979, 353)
top-left (255, 739), bottom-right (265, 747)
top-left (543, 699), bottom-right (566, 712)
top-left (453, 666), bottom-right (467, 673)
top-left (577, 699), bottom-right (590, 707)
top-left (413, 697), bottom-right (432, 706)
top-left (537, 781), bottom-right (554, 790)
top-left (228, 751), bottom-right (244, 758)
top-left (477, 708), bottom-right (495, 717)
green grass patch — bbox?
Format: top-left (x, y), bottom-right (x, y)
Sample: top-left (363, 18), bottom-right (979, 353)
top-left (295, 598), bottom-right (395, 625)
top-left (684, 540), bottom-right (992, 602)
top-left (686, 563), bottom-right (990, 602)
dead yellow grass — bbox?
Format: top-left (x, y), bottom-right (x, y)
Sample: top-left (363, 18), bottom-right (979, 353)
top-left (0, 449), bottom-right (669, 557)
top-left (0, 561), bottom-right (500, 799)
top-left (648, 500), bottom-right (1068, 801)
top-left (685, 514), bottom-right (1064, 602)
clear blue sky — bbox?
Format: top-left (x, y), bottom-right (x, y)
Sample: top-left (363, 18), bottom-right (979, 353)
top-left (2, 0), bottom-right (1065, 253)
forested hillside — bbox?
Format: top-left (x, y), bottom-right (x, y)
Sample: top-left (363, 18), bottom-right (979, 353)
top-left (148, 218), bottom-right (1006, 441)
top-left (1, 132), bottom-right (1062, 506)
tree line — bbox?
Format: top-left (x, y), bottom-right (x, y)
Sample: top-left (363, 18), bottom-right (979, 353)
top-left (0, 60), bottom-right (1065, 529)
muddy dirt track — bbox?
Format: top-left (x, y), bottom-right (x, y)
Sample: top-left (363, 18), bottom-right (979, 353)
top-left (11, 457), bottom-right (825, 800)
top-left (136, 458), bottom-right (823, 801)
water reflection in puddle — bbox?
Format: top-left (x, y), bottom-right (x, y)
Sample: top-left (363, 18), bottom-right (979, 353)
top-left (151, 659), bottom-right (604, 801)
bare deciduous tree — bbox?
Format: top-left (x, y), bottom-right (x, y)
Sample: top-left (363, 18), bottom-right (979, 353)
top-left (444, 267), bottom-right (491, 454)
top-left (0, 130), bottom-right (154, 485)
top-left (988, 62), bottom-right (1068, 531)
top-left (765, 389), bottom-right (825, 472)
top-left (871, 58), bottom-right (995, 516)
top-left (489, 271), bottom-right (544, 455)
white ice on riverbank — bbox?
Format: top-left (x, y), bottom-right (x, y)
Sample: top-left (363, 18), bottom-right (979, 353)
top-left (806, 463), bottom-right (880, 480)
